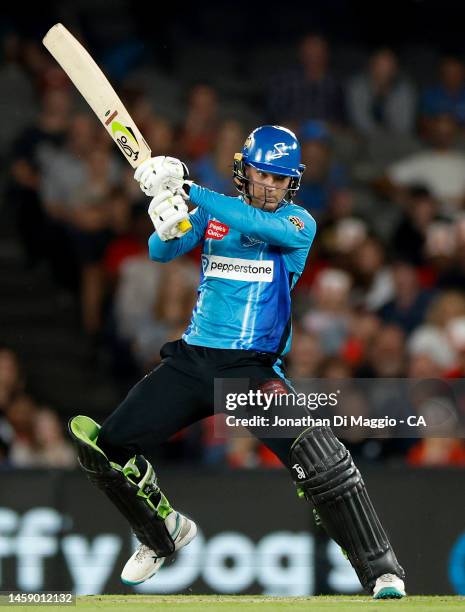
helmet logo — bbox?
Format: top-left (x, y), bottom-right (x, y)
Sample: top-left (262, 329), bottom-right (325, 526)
top-left (267, 142), bottom-right (289, 160)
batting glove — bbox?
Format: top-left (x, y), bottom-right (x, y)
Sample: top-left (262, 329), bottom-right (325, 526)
top-left (134, 156), bottom-right (190, 198)
top-left (148, 189), bottom-right (190, 241)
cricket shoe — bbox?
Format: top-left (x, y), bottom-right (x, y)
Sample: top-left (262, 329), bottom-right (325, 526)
top-left (373, 573), bottom-right (406, 599)
top-left (121, 511), bottom-right (197, 585)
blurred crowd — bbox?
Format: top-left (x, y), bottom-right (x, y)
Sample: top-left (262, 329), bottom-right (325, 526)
top-left (2, 29), bottom-right (465, 469)
top-left (0, 347), bottom-right (76, 468)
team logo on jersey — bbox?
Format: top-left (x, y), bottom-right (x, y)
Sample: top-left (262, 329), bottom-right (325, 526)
top-left (288, 215), bottom-right (305, 231)
top-left (240, 234), bottom-right (263, 248)
top-left (201, 255), bottom-right (274, 282)
top-left (205, 220), bottom-right (229, 240)
top-left (267, 142), bottom-right (289, 160)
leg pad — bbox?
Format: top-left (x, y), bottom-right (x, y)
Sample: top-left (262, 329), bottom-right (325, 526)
top-left (69, 415), bottom-right (175, 557)
top-left (290, 426), bottom-right (404, 591)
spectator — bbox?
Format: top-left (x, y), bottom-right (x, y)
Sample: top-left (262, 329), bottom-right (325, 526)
top-left (391, 186), bottom-right (439, 266)
top-left (143, 116), bottom-right (176, 157)
top-left (407, 325), bottom-right (456, 377)
top-left (0, 33), bottom-right (36, 158)
top-left (312, 216), bottom-right (367, 283)
top-left (6, 393), bottom-right (76, 468)
top-left (385, 114), bottom-right (465, 215)
top-left (267, 34), bottom-right (345, 126)
top-left (7, 88), bottom-right (72, 268)
top-left (432, 215), bottom-right (465, 291)
top-left (377, 260), bottom-right (434, 334)
top-left (341, 311), bottom-right (382, 368)
top-left (5, 393), bottom-right (40, 467)
top-left (104, 204), bottom-right (159, 383)
top-left (421, 56), bottom-right (465, 127)
top-left (309, 190), bottom-right (360, 267)
top-left (297, 120), bottom-right (349, 216)
top-left (423, 221), bottom-right (457, 285)
top-left (444, 316), bottom-right (465, 378)
top-left (302, 268), bottom-right (352, 355)
top-left (0, 348), bottom-right (22, 464)
top-left (318, 355), bottom-right (352, 379)
top-left (285, 328), bottom-right (322, 378)
top-left (346, 48), bottom-right (416, 135)
top-left (194, 119), bottom-right (244, 195)
top-left (178, 83), bottom-right (219, 161)
top-left (34, 409), bottom-right (76, 468)
top-left (132, 258), bottom-right (198, 368)
top-left (40, 114), bottom-right (122, 335)
top-left (350, 237), bottom-right (394, 311)
top-left (0, 348), bottom-right (24, 411)
top-left (356, 324), bottom-right (407, 377)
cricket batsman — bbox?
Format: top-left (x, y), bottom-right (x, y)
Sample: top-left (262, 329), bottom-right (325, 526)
top-left (69, 125), bottom-right (406, 599)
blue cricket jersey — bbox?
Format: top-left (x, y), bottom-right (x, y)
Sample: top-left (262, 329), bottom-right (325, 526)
top-left (148, 184), bottom-right (316, 357)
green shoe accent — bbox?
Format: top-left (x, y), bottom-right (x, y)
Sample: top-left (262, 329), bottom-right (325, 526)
top-left (296, 486), bottom-right (306, 499)
top-left (157, 492), bottom-right (173, 520)
top-left (69, 415), bottom-right (107, 458)
top-left (121, 456), bottom-right (173, 520)
top-left (313, 508), bottom-right (322, 527)
top-left (374, 587), bottom-right (405, 600)
top-left (122, 457), bottom-right (141, 480)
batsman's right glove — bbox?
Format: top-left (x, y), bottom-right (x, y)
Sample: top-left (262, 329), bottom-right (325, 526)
top-left (134, 156), bottom-right (191, 199)
top-left (148, 188), bottom-right (190, 241)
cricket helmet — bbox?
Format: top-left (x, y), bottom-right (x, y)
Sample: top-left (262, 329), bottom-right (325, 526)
top-left (233, 125), bottom-right (305, 201)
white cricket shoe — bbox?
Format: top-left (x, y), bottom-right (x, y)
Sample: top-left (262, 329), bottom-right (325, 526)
top-left (373, 573), bottom-right (406, 599)
top-left (121, 511), bottom-right (197, 585)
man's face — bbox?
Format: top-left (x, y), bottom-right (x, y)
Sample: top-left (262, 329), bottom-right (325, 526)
top-left (429, 114), bottom-right (457, 149)
top-left (245, 165), bottom-right (291, 211)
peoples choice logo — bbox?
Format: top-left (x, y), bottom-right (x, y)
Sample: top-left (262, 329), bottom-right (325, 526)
top-left (205, 220), bottom-right (229, 240)
top-left (201, 255), bottom-right (274, 283)
top-left (267, 142), bottom-right (289, 160)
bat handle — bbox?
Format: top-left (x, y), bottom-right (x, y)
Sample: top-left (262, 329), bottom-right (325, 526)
top-left (178, 218), bottom-right (192, 234)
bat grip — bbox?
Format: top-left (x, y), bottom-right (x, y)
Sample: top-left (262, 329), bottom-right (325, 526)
top-left (178, 218), bottom-right (192, 234)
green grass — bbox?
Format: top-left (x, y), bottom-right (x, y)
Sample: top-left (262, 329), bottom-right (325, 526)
top-left (2, 595), bottom-right (465, 612)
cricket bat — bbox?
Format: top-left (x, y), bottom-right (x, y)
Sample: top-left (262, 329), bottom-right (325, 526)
top-left (42, 23), bottom-right (191, 233)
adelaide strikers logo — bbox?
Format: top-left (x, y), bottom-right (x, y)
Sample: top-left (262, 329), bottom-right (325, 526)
top-left (268, 142), bottom-right (289, 160)
top-left (104, 110), bottom-right (140, 161)
top-left (288, 216), bottom-right (305, 231)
